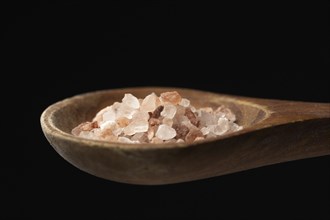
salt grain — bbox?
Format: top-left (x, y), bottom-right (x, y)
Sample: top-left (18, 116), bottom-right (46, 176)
top-left (72, 91), bottom-right (242, 144)
top-left (155, 124), bottom-right (177, 141)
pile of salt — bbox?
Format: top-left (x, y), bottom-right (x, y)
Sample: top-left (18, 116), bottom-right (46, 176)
top-left (72, 91), bottom-right (242, 144)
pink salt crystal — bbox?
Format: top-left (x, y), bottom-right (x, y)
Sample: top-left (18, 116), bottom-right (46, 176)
top-left (184, 108), bottom-right (199, 127)
top-left (116, 117), bottom-right (130, 128)
top-left (161, 105), bottom-right (177, 119)
top-left (160, 91), bottom-right (182, 105)
top-left (99, 128), bottom-right (114, 138)
top-left (173, 124), bottom-right (190, 139)
top-left (131, 132), bottom-right (148, 143)
top-left (155, 124), bottom-right (177, 141)
top-left (151, 137), bottom-right (163, 144)
top-left (140, 93), bottom-right (158, 112)
top-left (150, 105), bottom-right (164, 118)
top-left (72, 121), bottom-right (98, 136)
top-left (147, 126), bottom-right (157, 140)
top-left (149, 118), bottom-right (161, 126)
top-left (122, 93), bottom-right (140, 109)
top-left (185, 129), bottom-right (203, 143)
top-left (179, 116), bottom-right (195, 129)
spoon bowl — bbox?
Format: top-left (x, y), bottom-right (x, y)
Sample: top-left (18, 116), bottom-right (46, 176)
top-left (41, 87), bottom-right (330, 185)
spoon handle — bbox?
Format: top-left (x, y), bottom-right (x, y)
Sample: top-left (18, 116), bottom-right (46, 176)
top-left (247, 98), bottom-right (330, 161)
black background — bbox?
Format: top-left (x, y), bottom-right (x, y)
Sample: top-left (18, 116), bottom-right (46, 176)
top-left (5, 1), bottom-right (329, 219)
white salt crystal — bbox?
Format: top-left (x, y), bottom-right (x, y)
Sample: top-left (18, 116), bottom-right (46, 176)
top-left (155, 124), bottom-right (177, 140)
top-left (122, 94), bottom-right (140, 109)
top-left (118, 137), bottom-right (139, 144)
top-left (161, 105), bottom-right (177, 119)
top-left (213, 118), bottom-right (230, 135)
top-left (99, 120), bottom-right (116, 130)
top-left (102, 107), bottom-right (116, 123)
top-left (200, 126), bottom-right (210, 135)
top-left (123, 119), bottom-right (149, 136)
top-left (162, 118), bottom-right (173, 127)
top-left (194, 136), bottom-right (205, 142)
top-left (176, 139), bottom-right (184, 143)
top-left (117, 104), bottom-right (137, 119)
top-left (179, 98), bottom-right (190, 107)
top-left (132, 111), bottom-right (150, 121)
top-left (140, 93), bottom-right (158, 112)
top-left (199, 110), bottom-right (218, 127)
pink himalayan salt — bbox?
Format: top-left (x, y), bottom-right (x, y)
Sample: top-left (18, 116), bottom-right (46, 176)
top-left (72, 91), bottom-right (242, 144)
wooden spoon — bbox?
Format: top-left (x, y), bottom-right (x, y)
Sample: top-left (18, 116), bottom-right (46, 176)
top-left (40, 87), bottom-right (330, 185)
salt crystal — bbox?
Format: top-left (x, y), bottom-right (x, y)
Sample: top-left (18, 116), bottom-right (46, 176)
top-left (140, 93), bottom-right (158, 112)
top-left (216, 106), bottom-right (236, 121)
top-left (200, 126), bottom-right (210, 135)
top-left (155, 124), bottom-right (177, 140)
top-left (116, 117), bottom-right (130, 128)
top-left (147, 126), bottom-right (156, 140)
top-left (102, 107), bottom-right (116, 122)
top-left (72, 91), bottom-right (242, 144)
top-left (99, 120), bottom-right (116, 130)
top-left (194, 136), bottom-right (205, 142)
top-left (176, 139), bottom-right (184, 143)
top-left (229, 123), bottom-right (243, 132)
top-left (118, 137), bottom-right (139, 144)
top-left (122, 94), bottom-right (140, 109)
top-left (213, 118), bottom-right (230, 135)
top-left (185, 129), bottom-right (203, 143)
top-left (131, 132), bottom-right (148, 143)
top-left (150, 105), bottom-right (164, 118)
top-left (117, 104), bottom-right (137, 119)
top-left (151, 137), bottom-right (163, 144)
top-left (160, 91), bottom-right (182, 105)
top-left (162, 118), bottom-right (173, 127)
top-left (184, 108), bottom-right (199, 127)
top-left (173, 124), bottom-right (189, 139)
top-left (132, 111), bottom-right (150, 121)
top-left (199, 110), bottom-right (218, 127)
top-left (179, 98), bottom-right (190, 107)
top-left (161, 105), bottom-right (177, 119)
top-left (123, 120), bottom-right (149, 136)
